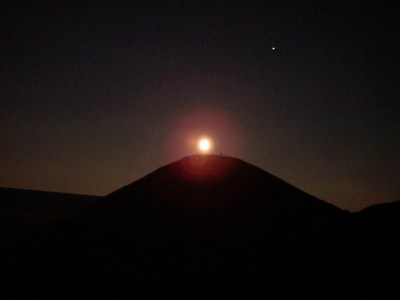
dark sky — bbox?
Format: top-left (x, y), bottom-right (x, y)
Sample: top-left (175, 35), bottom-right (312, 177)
top-left (1, 1), bottom-right (399, 211)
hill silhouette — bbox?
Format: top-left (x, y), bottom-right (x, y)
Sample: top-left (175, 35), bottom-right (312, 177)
top-left (1, 155), bottom-right (399, 297)
top-left (88, 155), bottom-right (345, 226)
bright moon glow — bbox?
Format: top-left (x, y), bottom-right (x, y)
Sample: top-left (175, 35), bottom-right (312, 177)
top-left (198, 138), bottom-right (211, 153)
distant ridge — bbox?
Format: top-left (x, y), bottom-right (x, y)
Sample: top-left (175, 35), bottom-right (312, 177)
top-left (359, 199), bottom-right (400, 227)
top-left (0, 187), bottom-right (100, 218)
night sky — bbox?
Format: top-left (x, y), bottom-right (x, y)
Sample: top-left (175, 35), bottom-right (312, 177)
top-left (1, 1), bottom-right (399, 211)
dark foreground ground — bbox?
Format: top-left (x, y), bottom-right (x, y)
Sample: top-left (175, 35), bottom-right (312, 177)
top-left (1, 156), bottom-right (399, 298)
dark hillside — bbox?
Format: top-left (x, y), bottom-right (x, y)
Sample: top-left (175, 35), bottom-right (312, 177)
top-left (0, 187), bottom-right (101, 282)
top-left (2, 156), bottom-right (399, 297)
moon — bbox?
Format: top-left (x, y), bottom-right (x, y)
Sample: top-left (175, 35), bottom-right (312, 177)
top-left (198, 138), bottom-right (212, 153)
